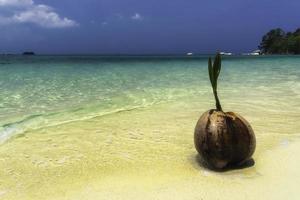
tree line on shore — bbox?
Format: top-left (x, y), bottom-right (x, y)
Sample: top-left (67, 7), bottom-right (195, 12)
top-left (259, 28), bottom-right (300, 54)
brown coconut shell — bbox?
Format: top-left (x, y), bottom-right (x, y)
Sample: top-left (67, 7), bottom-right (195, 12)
top-left (194, 109), bottom-right (256, 169)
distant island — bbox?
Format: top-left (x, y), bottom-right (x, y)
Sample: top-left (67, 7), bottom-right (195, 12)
top-left (22, 52), bottom-right (35, 55)
top-left (259, 28), bottom-right (300, 54)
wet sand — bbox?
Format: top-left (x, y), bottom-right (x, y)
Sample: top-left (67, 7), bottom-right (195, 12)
top-left (0, 100), bottom-right (299, 200)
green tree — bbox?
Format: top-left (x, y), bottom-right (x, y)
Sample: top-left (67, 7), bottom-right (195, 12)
top-left (259, 28), bottom-right (286, 54)
top-left (259, 28), bottom-right (300, 54)
top-left (293, 28), bottom-right (300, 36)
top-left (288, 35), bottom-right (300, 54)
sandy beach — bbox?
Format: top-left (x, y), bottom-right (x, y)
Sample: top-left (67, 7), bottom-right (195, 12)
top-left (1, 98), bottom-right (299, 200)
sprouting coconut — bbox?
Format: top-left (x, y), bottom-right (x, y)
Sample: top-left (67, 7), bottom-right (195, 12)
top-left (194, 53), bottom-right (256, 169)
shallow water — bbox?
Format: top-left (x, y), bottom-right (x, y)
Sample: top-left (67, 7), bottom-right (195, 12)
top-left (1, 55), bottom-right (299, 142)
top-left (0, 55), bottom-right (300, 199)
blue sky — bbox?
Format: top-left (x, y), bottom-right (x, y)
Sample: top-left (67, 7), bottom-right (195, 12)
top-left (0, 0), bottom-right (300, 54)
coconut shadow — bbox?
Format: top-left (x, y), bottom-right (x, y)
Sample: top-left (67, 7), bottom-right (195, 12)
top-left (194, 154), bottom-right (255, 172)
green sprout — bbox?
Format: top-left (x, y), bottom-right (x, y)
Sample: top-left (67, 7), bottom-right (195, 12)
top-left (208, 53), bottom-right (223, 111)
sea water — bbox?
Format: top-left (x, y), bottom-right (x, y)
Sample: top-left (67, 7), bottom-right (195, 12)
top-left (1, 55), bottom-right (299, 143)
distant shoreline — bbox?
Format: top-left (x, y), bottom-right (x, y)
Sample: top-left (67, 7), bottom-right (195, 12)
top-left (1, 53), bottom-right (300, 57)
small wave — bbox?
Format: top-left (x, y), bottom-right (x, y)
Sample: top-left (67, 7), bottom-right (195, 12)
top-left (0, 102), bottom-right (158, 145)
top-left (0, 126), bottom-right (20, 144)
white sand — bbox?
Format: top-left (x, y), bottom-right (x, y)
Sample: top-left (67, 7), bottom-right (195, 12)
top-left (0, 101), bottom-right (299, 200)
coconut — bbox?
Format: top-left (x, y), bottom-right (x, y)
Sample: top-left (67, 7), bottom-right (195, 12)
top-left (194, 54), bottom-right (256, 169)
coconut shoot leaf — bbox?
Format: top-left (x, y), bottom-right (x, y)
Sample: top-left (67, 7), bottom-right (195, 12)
top-left (213, 53), bottom-right (221, 81)
top-left (207, 53), bottom-right (223, 111)
top-left (208, 58), bottom-right (214, 87)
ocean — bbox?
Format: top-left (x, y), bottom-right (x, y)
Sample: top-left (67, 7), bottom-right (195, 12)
top-left (0, 55), bottom-right (300, 199)
top-left (1, 55), bottom-right (299, 143)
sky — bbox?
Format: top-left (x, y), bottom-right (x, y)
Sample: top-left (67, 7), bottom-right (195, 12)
top-left (0, 0), bottom-right (300, 54)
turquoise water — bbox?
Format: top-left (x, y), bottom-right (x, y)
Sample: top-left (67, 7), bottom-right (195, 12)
top-left (0, 55), bottom-right (300, 143)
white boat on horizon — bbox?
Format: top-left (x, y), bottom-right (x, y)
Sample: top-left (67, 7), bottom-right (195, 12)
top-left (242, 50), bottom-right (261, 56)
top-left (220, 52), bottom-right (233, 56)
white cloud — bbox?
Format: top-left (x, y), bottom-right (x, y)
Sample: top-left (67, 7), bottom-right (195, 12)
top-left (131, 13), bottom-right (142, 20)
top-left (0, 0), bottom-right (78, 28)
top-left (13, 5), bottom-right (78, 28)
top-left (0, 0), bottom-right (33, 6)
